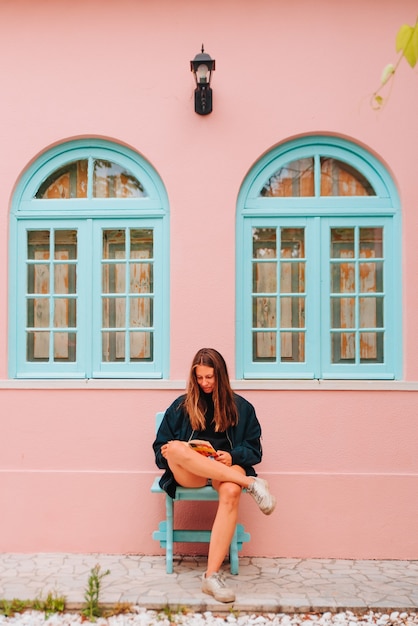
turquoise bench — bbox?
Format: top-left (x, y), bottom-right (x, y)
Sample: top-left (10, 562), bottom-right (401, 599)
top-left (151, 411), bottom-right (250, 574)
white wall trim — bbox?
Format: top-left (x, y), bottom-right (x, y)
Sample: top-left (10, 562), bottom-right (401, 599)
top-left (1, 379), bottom-right (418, 391)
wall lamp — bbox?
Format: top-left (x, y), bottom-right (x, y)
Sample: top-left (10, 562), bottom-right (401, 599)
top-left (190, 45), bottom-right (216, 115)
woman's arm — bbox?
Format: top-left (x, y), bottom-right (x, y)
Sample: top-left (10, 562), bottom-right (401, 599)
top-left (229, 399), bottom-right (263, 468)
top-left (152, 397), bottom-right (188, 469)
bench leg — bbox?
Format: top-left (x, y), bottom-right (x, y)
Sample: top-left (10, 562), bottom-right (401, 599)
top-left (229, 524), bottom-right (239, 575)
top-left (165, 495), bottom-right (174, 574)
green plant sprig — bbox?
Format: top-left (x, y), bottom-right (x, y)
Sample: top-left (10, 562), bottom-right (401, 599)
top-left (82, 564), bottom-right (111, 622)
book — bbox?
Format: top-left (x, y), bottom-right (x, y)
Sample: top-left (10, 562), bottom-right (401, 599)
top-left (188, 439), bottom-right (218, 457)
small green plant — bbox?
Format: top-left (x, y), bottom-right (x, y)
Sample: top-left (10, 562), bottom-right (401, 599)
top-left (0, 593), bottom-right (66, 617)
top-left (0, 599), bottom-right (30, 616)
top-left (161, 604), bottom-right (174, 622)
top-left (41, 591), bottom-right (66, 617)
top-left (228, 605), bottom-right (240, 618)
top-left (159, 604), bottom-right (191, 622)
top-left (82, 563), bottom-right (110, 621)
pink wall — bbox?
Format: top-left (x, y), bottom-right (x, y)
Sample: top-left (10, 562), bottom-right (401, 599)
top-left (1, 387), bottom-right (417, 558)
top-left (1, 0), bottom-right (417, 558)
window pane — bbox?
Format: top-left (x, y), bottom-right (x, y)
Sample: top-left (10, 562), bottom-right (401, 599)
top-left (102, 297), bottom-right (126, 328)
top-left (253, 228), bottom-right (276, 258)
top-left (130, 297), bottom-right (153, 327)
top-left (27, 263), bottom-right (50, 295)
top-left (103, 264), bottom-right (126, 294)
top-left (359, 297), bottom-right (383, 328)
top-left (331, 297), bottom-right (355, 329)
top-left (360, 227), bottom-right (383, 258)
top-left (331, 332), bottom-right (355, 363)
top-left (280, 297), bottom-right (305, 328)
top-left (331, 263), bottom-right (355, 293)
top-left (54, 299), bottom-right (76, 328)
top-left (93, 160), bottom-right (146, 198)
top-left (253, 297), bottom-right (276, 327)
top-left (54, 230), bottom-right (77, 258)
top-left (330, 228), bottom-right (355, 258)
top-left (26, 229), bottom-right (78, 363)
top-left (102, 331), bottom-right (126, 361)
top-left (253, 263), bottom-right (277, 293)
top-left (281, 332), bottom-right (305, 361)
top-left (103, 229), bottom-right (125, 259)
top-left (28, 230), bottom-right (50, 260)
top-left (281, 228), bottom-right (305, 259)
top-left (330, 226), bottom-right (385, 364)
top-left (130, 331), bottom-right (153, 361)
top-left (53, 332), bottom-right (76, 361)
top-left (35, 161), bottom-right (88, 198)
top-left (360, 332), bottom-right (384, 363)
top-left (101, 227), bottom-right (154, 363)
top-left (260, 158), bottom-right (314, 197)
top-left (131, 228), bottom-right (153, 257)
top-left (253, 331), bottom-right (276, 361)
top-left (321, 158), bottom-right (376, 196)
top-left (26, 331), bottom-right (49, 361)
top-left (27, 298), bottom-right (49, 327)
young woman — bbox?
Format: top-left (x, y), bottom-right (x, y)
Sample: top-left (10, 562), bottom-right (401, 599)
top-left (153, 348), bottom-right (276, 603)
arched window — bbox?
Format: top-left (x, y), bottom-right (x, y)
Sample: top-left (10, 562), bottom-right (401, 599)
top-left (236, 136), bottom-right (401, 379)
top-left (9, 139), bottom-right (169, 378)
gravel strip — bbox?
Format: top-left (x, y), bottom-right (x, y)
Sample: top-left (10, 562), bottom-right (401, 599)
top-left (0, 609), bottom-right (417, 626)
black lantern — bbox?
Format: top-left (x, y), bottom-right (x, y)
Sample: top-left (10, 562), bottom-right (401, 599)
top-left (190, 45), bottom-right (216, 115)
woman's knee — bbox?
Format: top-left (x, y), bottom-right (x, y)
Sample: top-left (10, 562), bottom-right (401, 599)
top-left (218, 481), bottom-right (242, 504)
top-left (165, 439), bottom-right (189, 463)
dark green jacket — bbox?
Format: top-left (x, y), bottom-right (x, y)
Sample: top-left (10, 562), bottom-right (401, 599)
top-left (153, 393), bottom-right (262, 497)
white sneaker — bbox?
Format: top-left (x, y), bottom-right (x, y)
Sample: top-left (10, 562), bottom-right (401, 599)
top-left (248, 477), bottom-right (276, 515)
top-left (201, 571), bottom-right (235, 603)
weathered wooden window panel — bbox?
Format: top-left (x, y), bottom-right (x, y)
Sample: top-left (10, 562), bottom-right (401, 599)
top-left (320, 158), bottom-right (376, 196)
top-left (330, 227), bottom-right (383, 364)
top-left (252, 227), bottom-right (305, 362)
top-left (35, 159), bottom-right (146, 199)
top-left (36, 161), bottom-right (88, 199)
top-left (101, 228), bottom-right (153, 363)
top-left (260, 156), bottom-right (376, 199)
top-left (26, 229), bottom-right (77, 362)
top-left (260, 158), bottom-right (314, 197)
top-left (93, 160), bottom-right (146, 198)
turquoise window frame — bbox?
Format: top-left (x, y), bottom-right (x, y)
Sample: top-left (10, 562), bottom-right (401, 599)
top-left (236, 136), bottom-right (402, 380)
top-left (9, 139), bottom-right (169, 379)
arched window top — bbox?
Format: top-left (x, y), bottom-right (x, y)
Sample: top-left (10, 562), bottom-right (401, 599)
top-left (35, 159), bottom-right (147, 199)
top-left (260, 156), bottom-right (376, 197)
top-left (13, 138), bottom-right (168, 216)
top-left (240, 136), bottom-right (399, 208)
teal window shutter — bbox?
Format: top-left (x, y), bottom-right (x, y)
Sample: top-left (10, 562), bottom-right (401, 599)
top-left (236, 136), bottom-right (401, 380)
top-left (9, 139), bottom-right (169, 379)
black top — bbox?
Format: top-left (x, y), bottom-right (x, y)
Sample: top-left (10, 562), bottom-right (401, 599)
top-left (195, 391), bottom-right (232, 452)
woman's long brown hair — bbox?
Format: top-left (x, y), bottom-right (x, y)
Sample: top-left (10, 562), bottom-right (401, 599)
top-left (183, 348), bottom-right (238, 432)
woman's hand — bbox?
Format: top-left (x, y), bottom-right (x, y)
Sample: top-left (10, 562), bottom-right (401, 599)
top-left (215, 450), bottom-right (232, 466)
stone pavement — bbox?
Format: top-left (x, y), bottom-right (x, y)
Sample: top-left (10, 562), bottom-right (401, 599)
top-left (0, 554), bottom-right (417, 614)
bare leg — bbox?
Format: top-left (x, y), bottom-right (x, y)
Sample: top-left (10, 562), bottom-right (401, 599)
top-left (164, 440), bottom-right (253, 489)
top-left (206, 467), bottom-right (245, 576)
